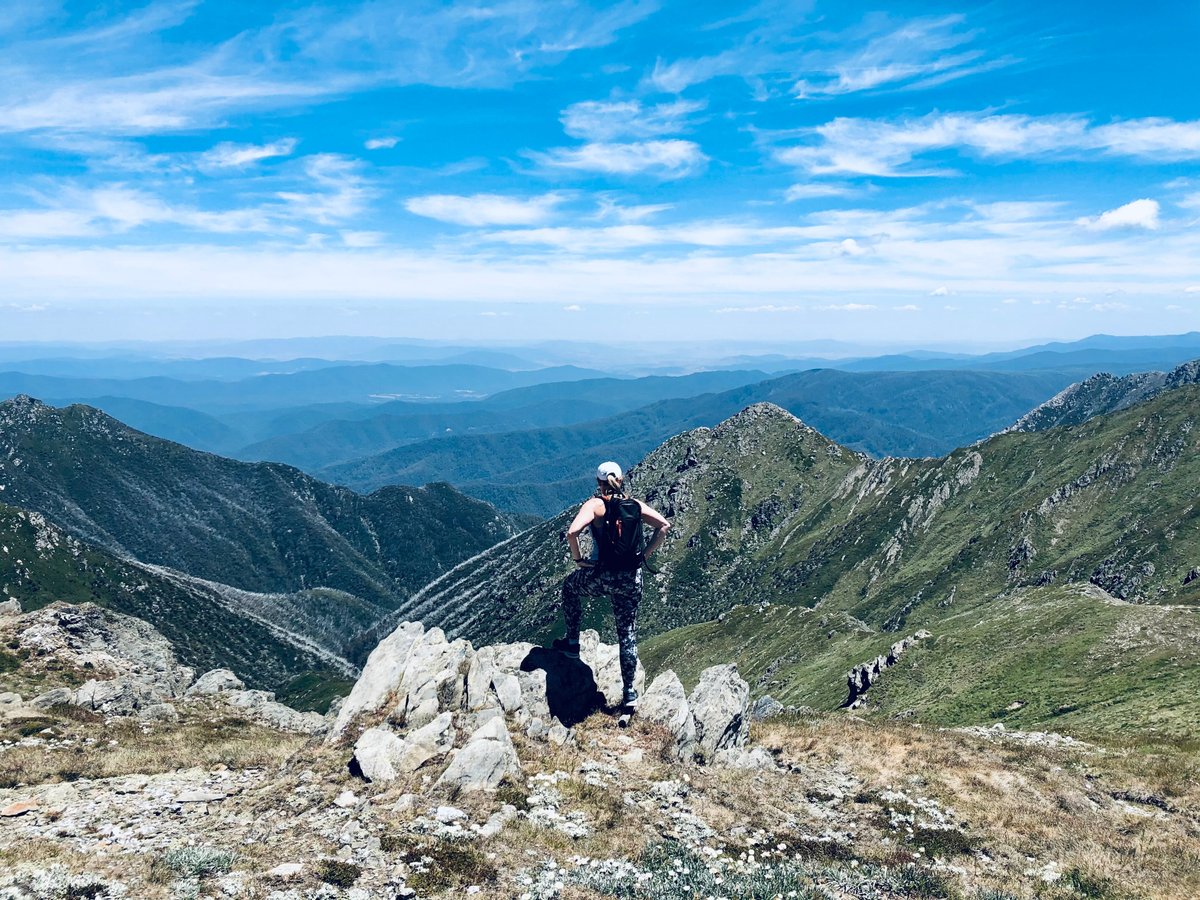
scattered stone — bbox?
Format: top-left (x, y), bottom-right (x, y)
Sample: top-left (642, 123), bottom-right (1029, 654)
top-left (0, 598), bottom-right (21, 617)
top-left (176, 790), bottom-right (226, 803)
top-left (268, 862), bottom-right (304, 880)
top-left (435, 806), bottom-right (467, 824)
top-left (0, 800), bottom-right (38, 817)
top-left (750, 695), bottom-right (785, 721)
top-left (333, 791), bottom-right (360, 808)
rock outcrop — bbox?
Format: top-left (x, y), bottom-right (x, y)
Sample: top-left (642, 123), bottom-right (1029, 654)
top-left (4, 603), bottom-right (323, 733)
top-left (844, 630), bottom-right (932, 708)
top-left (334, 618), bottom-right (756, 787)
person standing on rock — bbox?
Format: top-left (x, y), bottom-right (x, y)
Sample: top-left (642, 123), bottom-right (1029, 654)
top-left (554, 461), bottom-right (670, 712)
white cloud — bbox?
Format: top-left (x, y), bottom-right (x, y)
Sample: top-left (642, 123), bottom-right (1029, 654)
top-left (563, 304), bottom-right (583, 312)
top-left (0, 1), bottom-right (658, 137)
top-left (593, 198), bottom-right (673, 223)
top-left (404, 193), bottom-right (565, 227)
top-left (929, 286), bottom-right (951, 296)
top-left (198, 139), bottom-right (298, 169)
top-left (561, 99), bottom-right (704, 141)
top-left (794, 15), bottom-right (1004, 99)
top-left (276, 154), bottom-right (371, 224)
top-left (365, 136), bottom-right (400, 150)
top-left (1185, 285), bottom-right (1200, 293)
top-left (715, 304), bottom-right (806, 314)
top-left (894, 304), bottom-right (920, 311)
top-left (836, 238), bottom-right (868, 256)
top-left (775, 112), bottom-right (1200, 177)
top-left (530, 140), bottom-right (707, 179)
top-left (818, 303), bottom-right (877, 311)
top-left (784, 183), bottom-right (857, 201)
top-left (341, 230), bottom-right (385, 247)
top-left (1076, 198), bottom-right (1160, 231)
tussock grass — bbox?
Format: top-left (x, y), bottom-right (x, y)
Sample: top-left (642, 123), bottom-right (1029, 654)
top-left (0, 709), bottom-right (307, 788)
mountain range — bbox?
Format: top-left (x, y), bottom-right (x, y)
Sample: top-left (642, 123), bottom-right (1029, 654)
top-left (319, 368), bottom-right (1077, 516)
top-left (398, 385), bottom-right (1200, 736)
top-left (0, 395), bottom-right (523, 700)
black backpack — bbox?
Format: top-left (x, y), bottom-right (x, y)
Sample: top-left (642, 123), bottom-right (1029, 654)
top-left (597, 497), bottom-right (644, 571)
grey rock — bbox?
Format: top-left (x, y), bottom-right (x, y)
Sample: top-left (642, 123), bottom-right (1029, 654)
top-left (188, 669), bottom-right (246, 696)
top-left (435, 806), bottom-right (467, 824)
top-left (688, 664), bottom-right (750, 761)
top-left (0, 692), bottom-right (24, 707)
top-left (436, 717), bottom-right (521, 791)
top-left (845, 630), bottom-right (931, 707)
top-left (226, 690), bottom-right (328, 735)
top-left (352, 727), bottom-right (407, 783)
top-left (0, 598), bottom-right (21, 617)
top-left (713, 747), bottom-right (778, 771)
top-left (750, 695), bottom-right (785, 721)
top-left (640, 670), bottom-right (696, 760)
top-left (30, 687), bottom-right (74, 710)
top-left (329, 620), bottom-right (427, 738)
top-left (17, 603), bottom-right (193, 698)
top-left (138, 702), bottom-right (179, 722)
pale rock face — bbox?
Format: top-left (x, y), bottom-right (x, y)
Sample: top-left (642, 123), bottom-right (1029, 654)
top-left (330, 621), bottom-right (426, 738)
top-left (436, 717), bottom-right (521, 791)
top-left (352, 727), bottom-right (407, 783)
top-left (0, 599), bottom-right (21, 617)
top-left (640, 670), bottom-right (697, 760)
top-left (393, 712), bottom-right (456, 773)
top-left (750, 695), bottom-right (785, 721)
top-left (688, 664), bottom-right (750, 761)
top-left (187, 669), bottom-right (246, 696)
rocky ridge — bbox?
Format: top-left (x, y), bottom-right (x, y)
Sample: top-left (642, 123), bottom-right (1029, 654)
top-left (1003, 358), bottom-right (1200, 434)
top-left (1, 601), bottom-right (327, 734)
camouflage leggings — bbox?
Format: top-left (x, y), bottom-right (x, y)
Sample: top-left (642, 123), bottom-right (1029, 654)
top-left (561, 567), bottom-right (642, 692)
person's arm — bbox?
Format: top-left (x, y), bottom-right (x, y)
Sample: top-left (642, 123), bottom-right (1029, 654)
top-left (566, 498), bottom-right (603, 567)
top-left (637, 501), bottom-right (671, 559)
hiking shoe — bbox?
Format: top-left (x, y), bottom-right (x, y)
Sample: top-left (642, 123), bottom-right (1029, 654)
top-left (622, 688), bottom-right (639, 709)
top-left (552, 637), bottom-right (580, 659)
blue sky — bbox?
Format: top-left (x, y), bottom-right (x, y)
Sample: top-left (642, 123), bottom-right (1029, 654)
top-left (1, 0), bottom-right (1198, 346)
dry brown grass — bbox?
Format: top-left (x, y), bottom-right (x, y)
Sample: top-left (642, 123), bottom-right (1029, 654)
top-left (0, 706), bottom-right (308, 788)
top-left (753, 714), bottom-right (1200, 899)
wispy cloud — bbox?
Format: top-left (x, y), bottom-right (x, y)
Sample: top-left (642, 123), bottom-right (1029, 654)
top-left (1076, 198), bottom-right (1160, 231)
top-left (530, 140), bottom-right (707, 178)
top-left (776, 113), bottom-right (1200, 177)
top-left (794, 15), bottom-right (1008, 98)
top-left (648, 10), bottom-right (1006, 98)
top-left (198, 138), bottom-right (298, 169)
top-left (0, 1), bottom-right (658, 137)
top-left (530, 140), bottom-right (705, 178)
top-left (405, 192), bottom-right (566, 226)
top-left (364, 136), bottom-right (400, 150)
top-left (561, 99), bottom-right (705, 141)
top-left (784, 183), bottom-right (857, 201)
